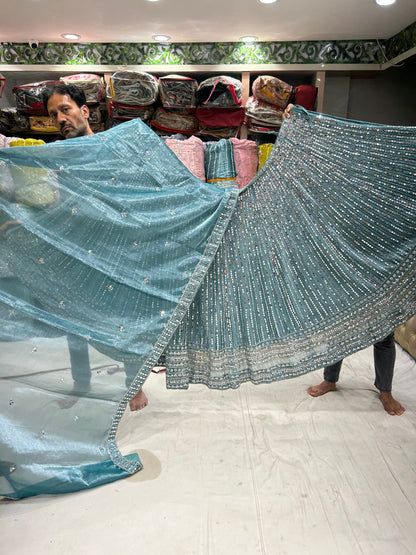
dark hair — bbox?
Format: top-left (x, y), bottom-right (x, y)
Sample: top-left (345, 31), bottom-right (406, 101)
top-left (42, 83), bottom-right (87, 112)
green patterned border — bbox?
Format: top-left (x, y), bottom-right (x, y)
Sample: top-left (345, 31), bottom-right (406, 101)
top-left (0, 40), bottom-right (385, 66)
top-left (385, 21), bottom-right (416, 60)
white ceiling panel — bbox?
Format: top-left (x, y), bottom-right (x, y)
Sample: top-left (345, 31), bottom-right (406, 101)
top-left (1, 0), bottom-right (415, 45)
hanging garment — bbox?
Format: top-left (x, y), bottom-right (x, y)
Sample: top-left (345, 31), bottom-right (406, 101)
top-left (0, 107), bottom-right (415, 499)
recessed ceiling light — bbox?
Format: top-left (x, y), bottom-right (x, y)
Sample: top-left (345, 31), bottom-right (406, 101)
top-left (61, 33), bottom-right (81, 40)
top-left (153, 34), bottom-right (171, 42)
top-left (241, 36), bottom-right (258, 43)
top-left (258, 0), bottom-right (277, 4)
top-left (375, 0), bottom-right (396, 5)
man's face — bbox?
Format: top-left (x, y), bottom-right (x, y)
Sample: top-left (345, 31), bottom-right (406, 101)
top-left (47, 94), bottom-right (92, 139)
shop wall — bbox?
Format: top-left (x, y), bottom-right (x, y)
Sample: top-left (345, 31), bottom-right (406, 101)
top-left (347, 59), bottom-right (416, 125)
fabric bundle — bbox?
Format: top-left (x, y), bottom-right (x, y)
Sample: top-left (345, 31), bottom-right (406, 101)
top-left (158, 75), bottom-right (198, 109)
top-left (251, 75), bottom-right (293, 110)
top-left (28, 116), bottom-right (58, 133)
top-left (229, 138), bottom-right (258, 189)
top-left (244, 96), bottom-right (283, 132)
top-left (12, 81), bottom-right (60, 116)
top-left (0, 108), bottom-right (30, 134)
top-left (257, 142), bottom-right (274, 169)
top-left (196, 76), bottom-right (243, 107)
top-left (151, 107), bottom-right (197, 135)
top-left (196, 76), bottom-right (244, 139)
top-left (204, 139), bottom-right (237, 184)
top-left (107, 71), bottom-right (159, 106)
top-left (60, 74), bottom-right (106, 104)
top-left (165, 136), bottom-right (206, 181)
top-left (0, 108), bottom-right (414, 499)
top-left (294, 85), bottom-right (318, 111)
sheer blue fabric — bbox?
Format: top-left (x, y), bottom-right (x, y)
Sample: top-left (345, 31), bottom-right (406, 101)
top-left (0, 108), bottom-right (415, 498)
top-left (0, 118), bottom-right (238, 499)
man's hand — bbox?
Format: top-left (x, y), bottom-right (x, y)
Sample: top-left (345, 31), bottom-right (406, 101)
top-left (282, 103), bottom-right (294, 121)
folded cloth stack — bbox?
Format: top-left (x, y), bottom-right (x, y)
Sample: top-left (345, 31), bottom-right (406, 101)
top-left (247, 75), bottom-right (293, 133)
top-left (165, 136), bottom-right (207, 182)
top-left (196, 76), bottom-right (245, 139)
top-left (229, 138), bottom-right (258, 189)
top-left (204, 139), bottom-right (237, 188)
top-left (244, 96), bottom-right (283, 133)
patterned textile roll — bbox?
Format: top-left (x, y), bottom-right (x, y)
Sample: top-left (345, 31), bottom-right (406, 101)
top-left (165, 136), bottom-right (206, 181)
top-left (204, 139), bottom-right (237, 184)
top-left (229, 138), bottom-right (258, 189)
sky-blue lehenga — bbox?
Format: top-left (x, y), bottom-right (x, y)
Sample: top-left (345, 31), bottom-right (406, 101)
top-left (0, 107), bottom-right (415, 498)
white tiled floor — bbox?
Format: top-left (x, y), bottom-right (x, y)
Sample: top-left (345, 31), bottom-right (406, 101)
top-left (1, 344), bottom-right (416, 555)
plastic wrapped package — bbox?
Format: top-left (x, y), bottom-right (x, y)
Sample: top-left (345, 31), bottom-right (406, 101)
top-left (165, 136), bottom-right (206, 182)
top-left (61, 74), bottom-right (106, 104)
top-left (109, 101), bottom-right (154, 123)
top-left (0, 108), bottom-right (30, 133)
top-left (87, 104), bottom-right (107, 125)
top-left (107, 71), bottom-right (158, 106)
top-left (159, 75), bottom-right (198, 109)
top-left (12, 81), bottom-right (60, 115)
top-left (252, 75), bottom-right (293, 109)
top-left (245, 96), bottom-right (283, 128)
top-left (28, 116), bottom-right (59, 133)
top-left (151, 108), bottom-right (197, 135)
top-left (197, 76), bottom-right (243, 107)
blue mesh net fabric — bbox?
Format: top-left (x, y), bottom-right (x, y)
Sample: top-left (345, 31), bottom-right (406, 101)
top-left (0, 108), bottom-right (415, 498)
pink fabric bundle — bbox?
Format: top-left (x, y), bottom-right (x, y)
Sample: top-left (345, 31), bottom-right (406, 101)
top-left (165, 136), bottom-right (207, 182)
top-left (229, 138), bottom-right (258, 189)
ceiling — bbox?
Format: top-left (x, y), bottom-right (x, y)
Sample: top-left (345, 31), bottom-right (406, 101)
top-left (1, 0), bottom-right (416, 45)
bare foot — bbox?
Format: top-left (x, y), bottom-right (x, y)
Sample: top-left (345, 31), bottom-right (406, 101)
top-left (129, 388), bottom-right (148, 411)
top-left (380, 392), bottom-right (405, 416)
top-left (307, 380), bottom-right (337, 397)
